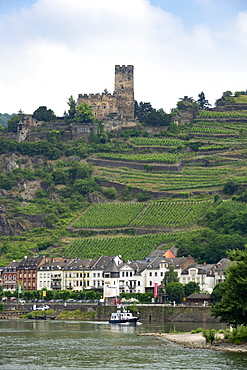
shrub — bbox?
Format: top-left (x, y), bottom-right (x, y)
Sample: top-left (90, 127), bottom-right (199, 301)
top-left (225, 325), bottom-right (247, 344)
top-left (202, 329), bottom-right (215, 344)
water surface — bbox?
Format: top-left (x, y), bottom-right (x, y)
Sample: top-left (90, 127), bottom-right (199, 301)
top-left (0, 320), bottom-right (246, 369)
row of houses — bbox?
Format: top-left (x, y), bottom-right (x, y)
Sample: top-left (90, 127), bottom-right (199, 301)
top-left (0, 252), bottom-right (230, 299)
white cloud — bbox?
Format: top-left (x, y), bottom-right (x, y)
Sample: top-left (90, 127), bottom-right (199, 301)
top-left (0, 0), bottom-right (247, 115)
top-left (236, 11), bottom-right (247, 48)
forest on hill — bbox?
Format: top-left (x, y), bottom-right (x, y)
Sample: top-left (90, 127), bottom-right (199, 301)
top-left (0, 91), bottom-right (247, 266)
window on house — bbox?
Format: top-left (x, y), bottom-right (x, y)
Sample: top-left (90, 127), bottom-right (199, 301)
top-left (149, 272), bottom-right (152, 276)
top-left (155, 272), bottom-right (157, 277)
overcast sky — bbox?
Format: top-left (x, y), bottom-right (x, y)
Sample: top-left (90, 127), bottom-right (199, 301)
top-left (1, 0), bottom-right (247, 116)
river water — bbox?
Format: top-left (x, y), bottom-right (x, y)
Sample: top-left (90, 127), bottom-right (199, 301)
top-left (0, 320), bottom-right (246, 370)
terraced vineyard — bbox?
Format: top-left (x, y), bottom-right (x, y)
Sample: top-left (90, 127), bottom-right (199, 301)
top-left (95, 152), bottom-right (180, 163)
top-left (129, 137), bottom-right (184, 147)
top-left (71, 200), bottom-right (212, 229)
top-left (96, 165), bottom-right (242, 192)
top-left (63, 230), bottom-right (200, 261)
top-left (73, 202), bottom-right (145, 228)
top-left (189, 126), bottom-right (236, 135)
top-left (130, 200), bottom-right (212, 227)
top-left (198, 110), bottom-right (247, 119)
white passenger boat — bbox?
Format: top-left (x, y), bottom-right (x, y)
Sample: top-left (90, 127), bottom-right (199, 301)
top-left (109, 305), bottom-right (139, 325)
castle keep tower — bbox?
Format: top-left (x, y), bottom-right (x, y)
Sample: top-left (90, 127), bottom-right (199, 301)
top-left (114, 65), bottom-right (134, 120)
top-left (77, 65), bottom-right (134, 121)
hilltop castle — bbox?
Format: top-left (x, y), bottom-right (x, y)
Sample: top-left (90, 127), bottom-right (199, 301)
top-left (78, 65), bottom-right (135, 121)
top-left (15, 65), bottom-right (137, 143)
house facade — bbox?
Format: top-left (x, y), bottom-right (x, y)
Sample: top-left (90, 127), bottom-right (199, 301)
top-left (2, 261), bottom-right (20, 291)
top-left (1, 254), bottom-right (230, 297)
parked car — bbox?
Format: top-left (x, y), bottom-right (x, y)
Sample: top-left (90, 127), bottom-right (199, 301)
top-left (10, 297), bottom-right (17, 302)
top-left (49, 299), bottom-right (55, 303)
top-left (66, 299), bottom-right (77, 303)
top-left (18, 299), bottom-right (26, 303)
top-left (36, 305), bottom-right (50, 311)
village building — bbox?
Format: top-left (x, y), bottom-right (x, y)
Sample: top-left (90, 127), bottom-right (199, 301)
top-left (118, 261), bottom-right (148, 294)
top-left (214, 258), bottom-right (231, 285)
top-left (2, 260), bottom-right (20, 291)
top-left (144, 256), bottom-right (196, 293)
top-left (17, 256), bottom-right (46, 290)
top-left (63, 258), bottom-right (98, 291)
top-left (37, 258), bottom-right (73, 290)
top-left (181, 263), bottom-right (216, 293)
top-left (103, 257), bottom-right (123, 300)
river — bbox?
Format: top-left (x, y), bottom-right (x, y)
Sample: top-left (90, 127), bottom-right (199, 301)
top-left (0, 320), bottom-right (246, 369)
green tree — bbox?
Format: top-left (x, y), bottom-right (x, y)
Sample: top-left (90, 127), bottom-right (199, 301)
top-left (166, 282), bottom-right (184, 304)
top-left (211, 282), bottom-right (224, 303)
top-left (135, 101), bottom-right (153, 121)
top-left (223, 178), bottom-right (240, 195)
top-left (66, 95), bottom-right (77, 120)
top-left (33, 106), bottom-right (56, 122)
top-left (144, 108), bottom-right (170, 126)
top-left (7, 115), bottom-right (20, 132)
top-left (197, 91), bottom-right (211, 110)
top-left (75, 102), bottom-right (94, 123)
top-left (211, 247), bottom-right (247, 327)
top-left (163, 265), bottom-right (179, 286)
top-left (184, 281), bottom-right (200, 297)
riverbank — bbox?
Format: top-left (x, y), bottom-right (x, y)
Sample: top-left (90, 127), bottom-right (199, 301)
top-left (141, 332), bottom-right (247, 353)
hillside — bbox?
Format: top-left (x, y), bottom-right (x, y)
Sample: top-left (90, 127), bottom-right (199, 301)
top-left (0, 102), bottom-right (247, 265)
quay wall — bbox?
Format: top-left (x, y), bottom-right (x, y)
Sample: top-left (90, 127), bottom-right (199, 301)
top-left (1, 304), bottom-right (219, 323)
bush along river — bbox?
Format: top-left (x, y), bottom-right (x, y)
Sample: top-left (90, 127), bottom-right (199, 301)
top-left (0, 320), bottom-right (247, 370)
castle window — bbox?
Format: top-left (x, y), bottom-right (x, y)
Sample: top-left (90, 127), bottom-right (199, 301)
top-left (102, 105), bottom-right (106, 109)
top-left (92, 105), bottom-right (96, 109)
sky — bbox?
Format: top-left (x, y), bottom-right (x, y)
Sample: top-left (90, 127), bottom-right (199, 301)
top-left (1, 0), bottom-right (247, 116)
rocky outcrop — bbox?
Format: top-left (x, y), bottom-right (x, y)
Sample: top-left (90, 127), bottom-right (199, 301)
top-left (0, 214), bottom-right (27, 236)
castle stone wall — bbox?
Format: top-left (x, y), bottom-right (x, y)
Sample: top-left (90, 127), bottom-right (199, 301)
top-left (78, 65), bottom-right (135, 122)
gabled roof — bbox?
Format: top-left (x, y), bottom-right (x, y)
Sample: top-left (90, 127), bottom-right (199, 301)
top-left (186, 293), bottom-right (211, 300)
top-left (163, 249), bottom-right (176, 258)
top-left (181, 263), bottom-right (215, 276)
top-left (91, 256), bottom-right (116, 270)
top-left (18, 256), bottom-right (45, 269)
top-left (64, 258), bottom-right (97, 270)
top-left (104, 258), bottom-right (119, 273)
top-left (215, 258), bottom-right (233, 272)
top-left (6, 260), bottom-right (21, 269)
